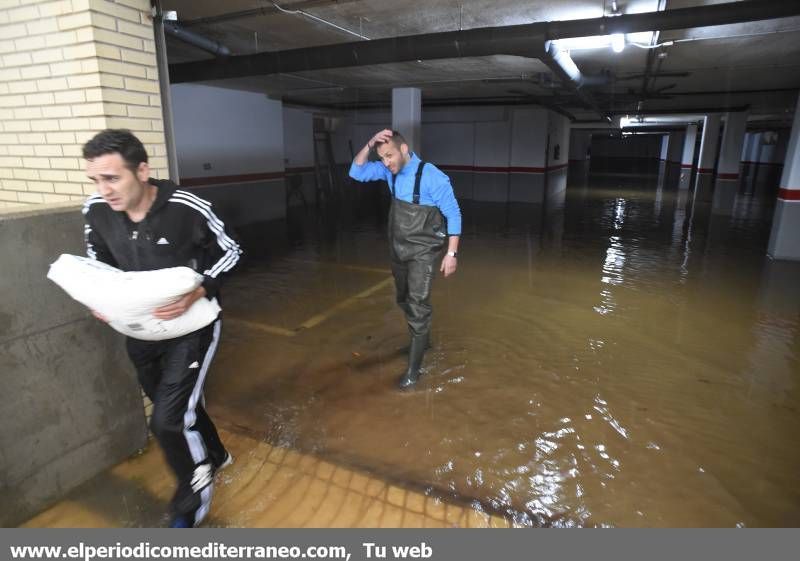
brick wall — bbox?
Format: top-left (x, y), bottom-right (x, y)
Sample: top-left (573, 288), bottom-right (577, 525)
top-left (0, 0), bottom-right (168, 210)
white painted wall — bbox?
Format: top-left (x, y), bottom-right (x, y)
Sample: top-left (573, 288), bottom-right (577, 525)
top-left (591, 135), bottom-right (662, 159)
top-left (421, 123), bottom-right (475, 166)
top-left (569, 130), bottom-right (592, 161)
top-left (328, 104), bottom-right (566, 181)
top-left (475, 121), bottom-right (512, 168)
top-left (331, 109), bottom-right (390, 164)
top-left (171, 84), bottom-right (284, 179)
top-left (668, 132), bottom-right (685, 163)
top-left (283, 107), bottom-right (314, 168)
top-left (547, 112), bottom-right (571, 167)
top-left (511, 107), bottom-right (548, 168)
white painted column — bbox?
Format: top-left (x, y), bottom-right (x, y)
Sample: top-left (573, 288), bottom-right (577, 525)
top-left (697, 113), bottom-right (722, 174)
top-left (748, 132), bottom-right (763, 163)
top-left (659, 134), bottom-right (670, 161)
top-left (767, 94), bottom-right (800, 261)
top-left (741, 132), bottom-right (752, 163)
top-left (392, 87), bottom-right (422, 155)
top-left (668, 132), bottom-right (684, 163)
top-left (681, 123), bottom-right (698, 170)
top-left (718, 112), bottom-right (748, 179)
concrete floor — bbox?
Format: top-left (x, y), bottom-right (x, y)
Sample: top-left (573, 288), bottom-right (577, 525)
top-left (22, 428), bottom-right (511, 528)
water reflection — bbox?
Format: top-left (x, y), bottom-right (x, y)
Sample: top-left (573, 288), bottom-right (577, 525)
top-left (211, 165), bottom-right (800, 527)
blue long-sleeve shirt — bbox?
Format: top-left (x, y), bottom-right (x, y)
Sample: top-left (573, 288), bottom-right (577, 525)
top-left (349, 153), bottom-right (462, 235)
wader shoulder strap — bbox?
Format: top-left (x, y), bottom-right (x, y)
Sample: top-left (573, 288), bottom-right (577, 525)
top-left (390, 161), bottom-right (426, 202)
top-left (413, 161), bottom-right (426, 204)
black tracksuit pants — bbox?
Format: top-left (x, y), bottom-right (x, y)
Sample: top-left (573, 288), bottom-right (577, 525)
top-left (126, 319), bottom-right (226, 526)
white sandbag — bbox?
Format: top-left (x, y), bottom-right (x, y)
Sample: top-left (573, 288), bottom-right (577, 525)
top-left (47, 254), bottom-right (221, 341)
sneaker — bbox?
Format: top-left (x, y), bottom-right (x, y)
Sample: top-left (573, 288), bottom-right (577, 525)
top-left (169, 516), bottom-right (191, 528)
top-left (215, 451), bottom-right (233, 473)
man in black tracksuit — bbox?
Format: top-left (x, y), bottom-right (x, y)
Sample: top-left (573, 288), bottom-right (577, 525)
top-left (81, 129), bottom-right (242, 527)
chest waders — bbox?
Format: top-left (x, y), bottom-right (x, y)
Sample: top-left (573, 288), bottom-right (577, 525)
top-left (389, 161), bottom-right (446, 389)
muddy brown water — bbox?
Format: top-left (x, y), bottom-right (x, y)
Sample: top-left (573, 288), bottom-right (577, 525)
top-left (206, 164), bottom-right (800, 527)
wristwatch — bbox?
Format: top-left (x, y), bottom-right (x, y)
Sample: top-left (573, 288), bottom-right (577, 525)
top-left (446, 251), bottom-right (458, 258)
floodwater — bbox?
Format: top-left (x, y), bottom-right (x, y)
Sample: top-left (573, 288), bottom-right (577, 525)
top-left (204, 161), bottom-right (800, 527)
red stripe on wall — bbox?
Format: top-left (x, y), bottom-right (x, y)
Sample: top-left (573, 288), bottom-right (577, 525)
top-left (680, 164), bottom-right (693, 169)
top-left (180, 171), bottom-right (286, 187)
top-left (180, 167), bottom-right (316, 187)
top-left (742, 161), bottom-right (784, 167)
top-left (698, 168), bottom-right (714, 174)
top-left (439, 164), bottom-right (568, 173)
top-left (181, 162), bottom-right (570, 186)
top-left (779, 188), bottom-right (800, 201)
top-left (717, 173), bottom-right (739, 180)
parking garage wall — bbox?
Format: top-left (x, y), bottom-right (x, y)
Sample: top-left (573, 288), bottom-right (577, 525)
top-left (170, 83), bottom-right (286, 226)
top-left (0, 203), bottom-right (147, 527)
top-left (283, 107), bottom-right (316, 208)
top-left (331, 105), bottom-right (569, 204)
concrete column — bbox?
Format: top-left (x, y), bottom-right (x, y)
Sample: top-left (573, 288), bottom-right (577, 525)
top-left (748, 132), bottom-right (763, 163)
top-left (718, 112), bottom-right (748, 179)
top-left (659, 134), bottom-right (670, 161)
top-left (697, 114), bottom-right (722, 174)
top-left (668, 132), bottom-right (684, 163)
top-left (713, 112), bottom-right (749, 215)
top-left (392, 87), bottom-right (421, 155)
top-left (681, 123), bottom-right (698, 170)
top-left (741, 132), bottom-right (752, 162)
top-left (767, 95), bottom-right (800, 261)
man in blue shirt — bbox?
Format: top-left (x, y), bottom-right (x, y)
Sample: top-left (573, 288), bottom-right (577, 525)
top-left (350, 129), bottom-right (461, 389)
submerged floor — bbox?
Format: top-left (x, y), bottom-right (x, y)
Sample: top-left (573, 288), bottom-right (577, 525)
top-left (25, 163), bottom-right (800, 527)
top-left (24, 428), bottom-right (508, 528)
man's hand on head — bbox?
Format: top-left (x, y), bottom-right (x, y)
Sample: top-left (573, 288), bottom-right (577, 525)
top-left (153, 286), bottom-right (207, 320)
top-left (368, 129), bottom-right (394, 149)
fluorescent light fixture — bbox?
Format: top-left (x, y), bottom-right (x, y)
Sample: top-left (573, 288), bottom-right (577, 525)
top-left (611, 33), bottom-right (625, 53)
top-left (553, 35), bottom-right (611, 51)
top-left (555, 31), bottom-right (650, 53)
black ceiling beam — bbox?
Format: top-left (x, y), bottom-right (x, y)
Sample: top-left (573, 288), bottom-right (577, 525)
top-left (284, 95), bottom-right (578, 119)
top-left (170, 1), bottom-right (800, 84)
top-left (607, 105), bottom-right (751, 116)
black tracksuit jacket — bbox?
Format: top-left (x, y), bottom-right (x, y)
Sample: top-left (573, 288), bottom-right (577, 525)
top-left (82, 179), bottom-right (242, 300)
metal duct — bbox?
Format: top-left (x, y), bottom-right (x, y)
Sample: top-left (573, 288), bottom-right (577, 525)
top-left (164, 22), bottom-right (231, 57)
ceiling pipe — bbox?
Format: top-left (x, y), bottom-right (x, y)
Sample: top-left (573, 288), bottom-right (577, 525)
top-left (164, 21), bottom-right (231, 57)
top-left (168, 1), bottom-right (800, 117)
top-left (540, 40), bottom-right (609, 119)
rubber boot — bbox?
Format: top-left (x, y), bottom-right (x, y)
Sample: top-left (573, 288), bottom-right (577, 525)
top-left (398, 334), bottom-right (428, 389)
top-left (400, 332), bottom-right (432, 353)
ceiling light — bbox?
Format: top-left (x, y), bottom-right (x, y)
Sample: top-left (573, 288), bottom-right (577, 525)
top-left (553, 35), bottom-right (611, 51)
top-left (611, 33), bottom-right (625, 53)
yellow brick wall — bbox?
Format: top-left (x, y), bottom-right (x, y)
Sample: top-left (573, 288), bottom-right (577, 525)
top-left (0, 0), bottom-right (168, 209)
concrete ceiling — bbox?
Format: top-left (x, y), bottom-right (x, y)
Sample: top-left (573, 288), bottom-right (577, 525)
top-left (159, 0), bottom-right (800, 123)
